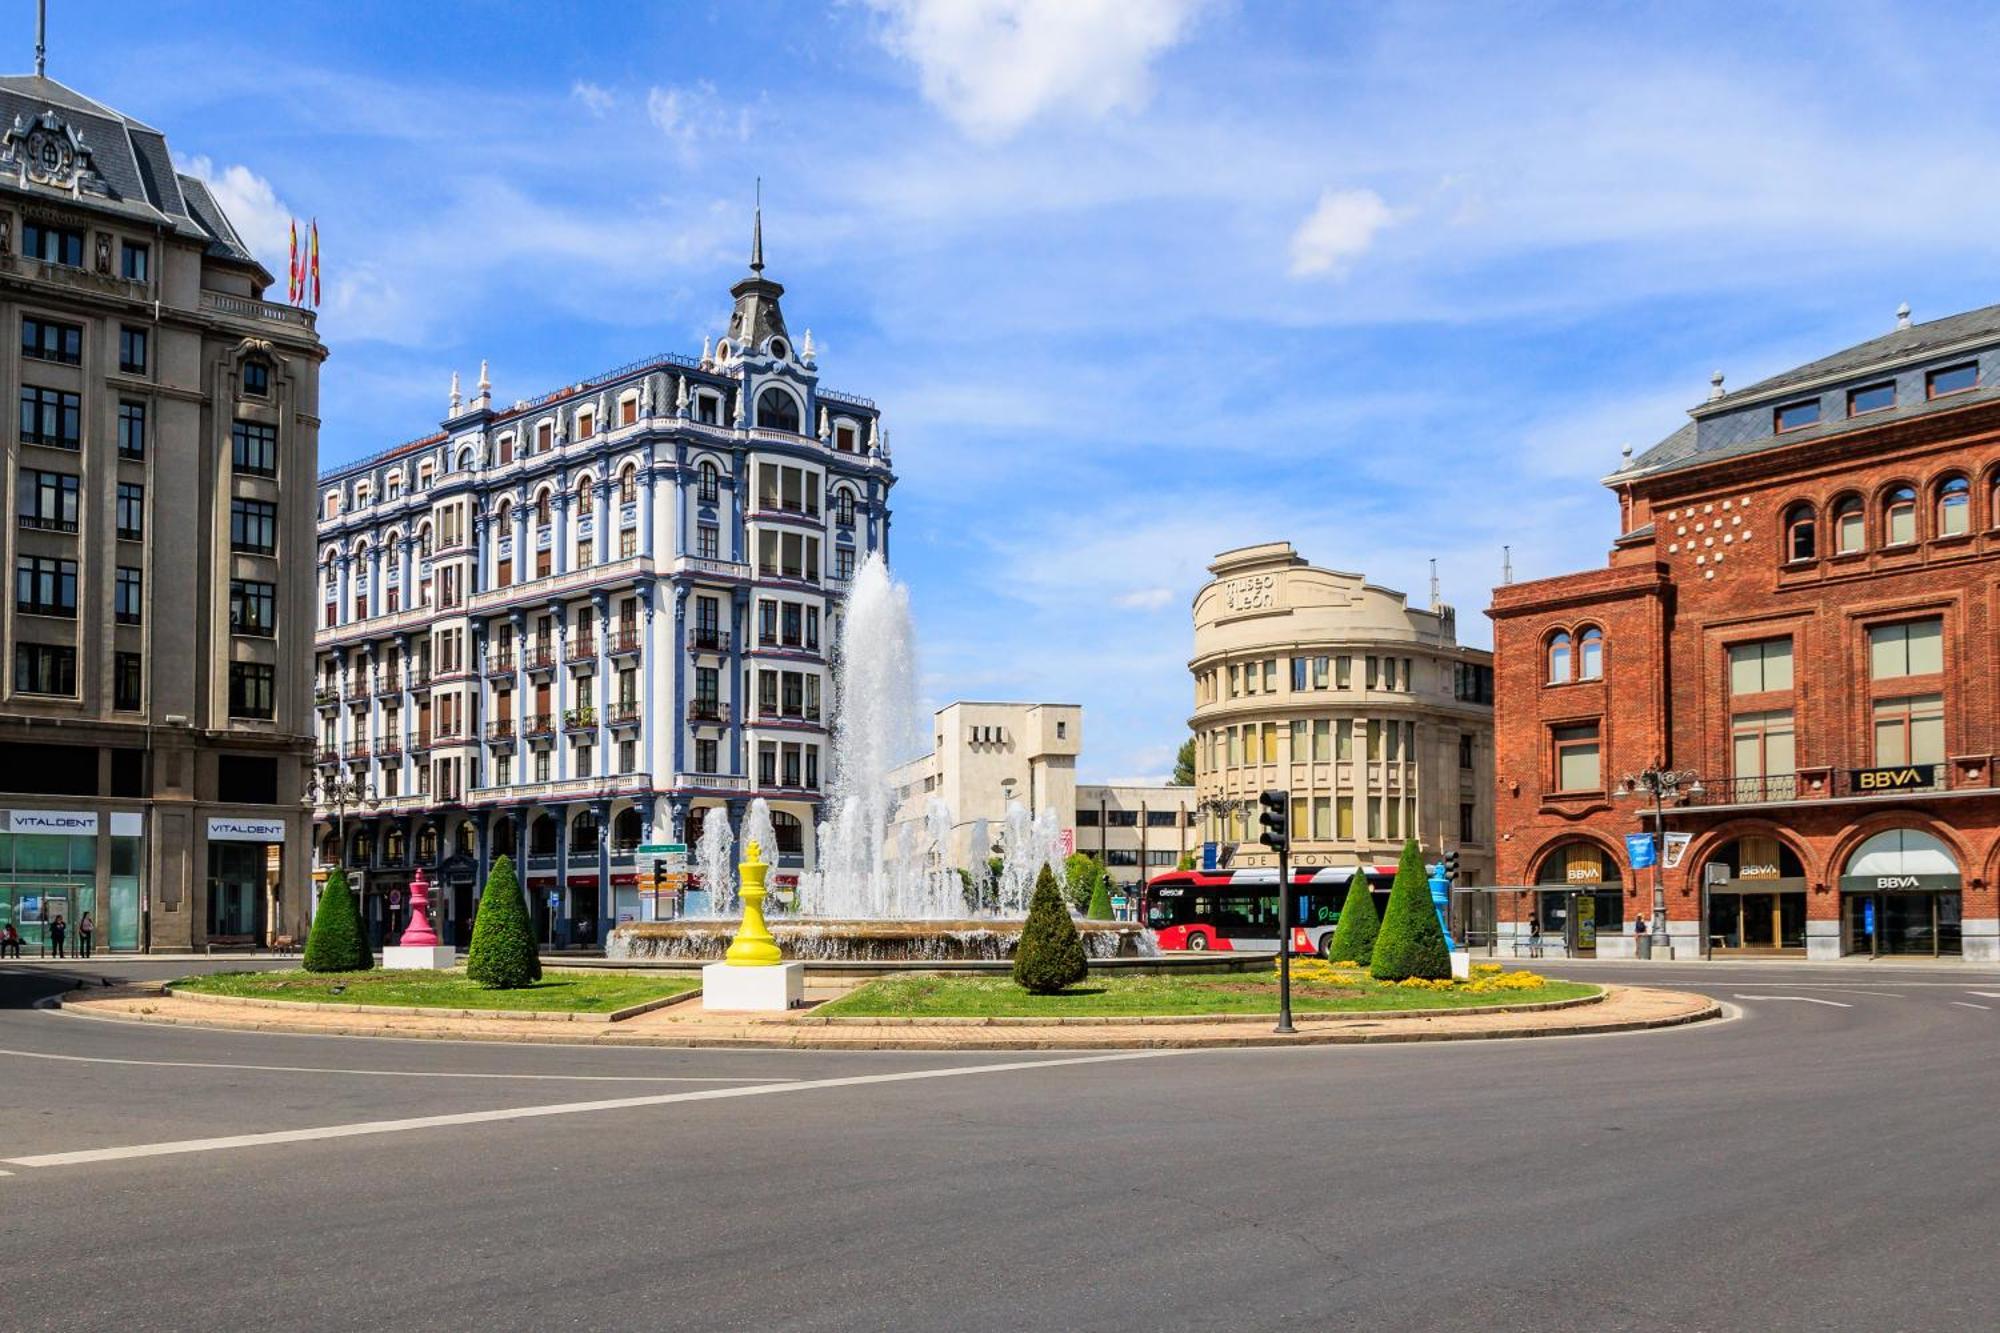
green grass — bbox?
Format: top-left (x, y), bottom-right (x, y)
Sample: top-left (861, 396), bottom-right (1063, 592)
top-left (173, 968), bottom-right (698, 1013)
top-left (814, 970), bottom-right (1598, 1018)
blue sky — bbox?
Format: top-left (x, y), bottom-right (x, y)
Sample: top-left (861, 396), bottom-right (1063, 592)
top-left (44, 0), bottom-right (2000, 780)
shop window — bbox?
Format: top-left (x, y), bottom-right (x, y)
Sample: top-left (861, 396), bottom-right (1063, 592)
top-left (1783, 502), bottom-right (1816, 562)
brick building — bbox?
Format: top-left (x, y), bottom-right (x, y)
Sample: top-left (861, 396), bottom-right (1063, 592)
top-left (1490, 302), bottom-right (2000, 960)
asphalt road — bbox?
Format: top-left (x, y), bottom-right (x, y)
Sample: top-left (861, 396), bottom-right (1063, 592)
top-left (4, 957), bottom-right (1999, 1332)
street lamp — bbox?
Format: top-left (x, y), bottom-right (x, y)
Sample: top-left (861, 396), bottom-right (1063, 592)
top-left (303, 764), bottom-right (378, 870)
top-left (1614, 765), bottom-right (1704, 946)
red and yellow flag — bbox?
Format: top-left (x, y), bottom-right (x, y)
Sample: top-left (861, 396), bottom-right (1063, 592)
top-left (287, 218), bottom-right (299, 304)
top-left (310, 219), bottom-right (320, 307)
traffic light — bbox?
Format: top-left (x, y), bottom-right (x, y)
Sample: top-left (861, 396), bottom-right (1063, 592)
top-left (1442, 849), bottom-right (1460, 882)
top-left (1258, 788), bottom-right (1289, 852)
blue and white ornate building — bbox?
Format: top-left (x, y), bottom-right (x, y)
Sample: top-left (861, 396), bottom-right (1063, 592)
top-left (311, 224), bottom-right (890, 947)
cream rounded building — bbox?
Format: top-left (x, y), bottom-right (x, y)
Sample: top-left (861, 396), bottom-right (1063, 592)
top-left (1189, 543), bottom-right (1495, 892)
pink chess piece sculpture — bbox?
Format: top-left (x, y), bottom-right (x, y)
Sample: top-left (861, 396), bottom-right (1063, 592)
top-left (399, 867), bottom-right (441, 948)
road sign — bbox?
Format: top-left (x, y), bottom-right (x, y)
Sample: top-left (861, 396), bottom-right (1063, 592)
top-left (636, 843), bottom-right (685, 856)
top-left (1626, 833), bottom-right (1658, 870)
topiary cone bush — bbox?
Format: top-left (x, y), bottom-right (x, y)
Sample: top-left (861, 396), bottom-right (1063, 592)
top-left (302, 866), bottom-right (369, 973)
top-left (1323, 869), bottom-right (1380, 964)
top-left (467, 855), bottom-right (542, 989)
top-left (1370, 838), bottom-right (1451, 981)
top-left (1014, 864), bottom-right (1088, 994)
top-left (1086, 872), bottom-right (1115, 921)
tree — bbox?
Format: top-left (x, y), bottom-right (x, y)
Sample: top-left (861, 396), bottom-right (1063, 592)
top-left (467, 855), bottom-right (542, 988)
top-left (1177, 852), bottom-right (1197, 871)
top-left (1370, 839), bottom-right (1451, 981)
top-left (1086, 871), bottom-right (1115, 920)
top-left (1014, 865), bottom-right (1088, 994)
top-left (1171, 737), bottom-right (1196, 786)
top-left (302, 866), bottom-right (370, 973)
top-left (1063, 851), bottom-right (1103, 914)
top-left (1323, 870), bottom-right (1380, 964)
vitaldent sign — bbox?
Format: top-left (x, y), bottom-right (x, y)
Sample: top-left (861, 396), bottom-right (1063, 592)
top-left (207, 818), bottom-right (287, 843)
top-left (8, 810), bottom-right (97, 835)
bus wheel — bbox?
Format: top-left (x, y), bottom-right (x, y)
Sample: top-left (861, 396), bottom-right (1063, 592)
top-left (1319, 935), bottom-right (1336, 960)
top-left (1186, 933), bottom-right (1209, 952)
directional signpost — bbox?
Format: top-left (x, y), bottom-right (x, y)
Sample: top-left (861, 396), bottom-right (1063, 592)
top-left (641, 844), bottom-right (689, 918)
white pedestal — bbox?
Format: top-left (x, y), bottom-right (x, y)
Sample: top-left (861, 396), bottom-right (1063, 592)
top-left (1450, 950), bottom-right (1471, 980)
top-left (702, 961), bottom-right (805, 1011)
top-left (382, 944), bottom-right (457, 970)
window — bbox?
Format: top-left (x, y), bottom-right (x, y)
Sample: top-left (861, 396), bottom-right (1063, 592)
top-left (1884, 485), bottom-right (1916, 545)
top-left (1869, 619), bottom-right (1942, 679)
top-left (756, 387), bottom-right (801, 432)
top-left (118, 326), bottom-right (148, 374)
top-left (232, 420), bottom-right (279, 476)
top-left (17, 469), bottom-right (78, 531)
top-left (117, 400), bottom-right (146, 459)
top-left (116, 483), bottom-right (144, 540)
top-left (114, 567), bottom-right (143, 624)
top-left (120, 241), bottom-right (149, 282)
top-left (835, 546), bottom-right (855, 580)
top-left (22, 222), bottom-right (84, 267)
top-left (697, 524), bottom-right (719, 559)
top-left (228, 663), bottom-right (276, 719)
top-left (1783, 502), bottom-right (1815, 562)
top-left (698, 461), bottom-right (720, 503)
top-left (239, 358), bottom-right (272, 398)
top-left (15, 555), bottom-right (77, 616)
top-left (695, 737), bottom-right (717, 774)
top-left (1848, 381), bottom-right (1894, 416)
top-left (14, 644), bottom-right (75, 696)
top-left (1833, 495), bottom-right (1865, 553)
top-left (1728, 638), bottom-right (1794, 694)
top-left (697, 393), bottom-right (720, 426)
top-left (230, 498), bottom-right (277, 554)
top-left (1927, 362), bottom-right (1977, 398)
top-left (1578, 627), bottom-right (1603, 680)
top-left (21, 316), bottom-right (81, 364)
top-left (114, 651), bottom-right (142, 710)
top-left (1460, 802), bottom-right (1476, 844)
top-left (1552, 722), bottom-right (1601, 792)
top-left (1937, 476), bottom-right (1971, 537)
top-left (1872, 694), bottom-right (1945, 766)
top-left (1459, 733), bottom-right (1474, 770)
top-left (835, 491), bottom-right (855, 527)
top-left (620, 396), bottom-right (638, 427)
top-left (576, 410), bottom-right (595, 441)
top-left (20, 386), bottom-right (81, 448)
top-left (230, 579), bottom-right (277, 637)
top-left (1775, 398), bottom-right (1821, 432)
top-left (1731, 709), bottom-right (1795, 779)
top-left (1548, 631), bottom-right (1572, 684)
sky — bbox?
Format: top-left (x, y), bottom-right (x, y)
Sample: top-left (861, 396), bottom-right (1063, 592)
top-left (40, 0), bottom-right (2000, 781)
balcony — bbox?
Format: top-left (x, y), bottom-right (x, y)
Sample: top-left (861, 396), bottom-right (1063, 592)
top-left (563, 707), bottom-right (598, 733)
top-left (483, 652), bottom-right (515, 678)
top-left (672, 771), bottom-right (749, 792)
top-left (486, 719), bottom-right (518, 747)
top-left (1686, 764), bottom-right (1963, 813)
top-left (344, 742), bottom-right (371, 762)
top-left (315, 747), bottom-right (340, 766)
top-left (408, 670), bottom-right (432, 691)
top-left (670, 555), bottom-right (751, 581)
top-left (522, 713), bottom-right (557, 740)
top-left (608, 629), bottom-right (643, 657)
top-left (198, 288), bottom-right (318, 333)
top-left (756, 707), bottom-right (823, 727)
top-left (687, 699), bottom-right (729, 724)
top-left (410, 729), bottom-right (433, 752)
top-left (689, 628), bottom-right (730, 654)
top-left (467, 772), bottom-right (654, 807)
top-left (607, 700), bottom-right (642, 728)
top-left (524, 645), bottom-right (556, 675)
top-left (373, 672), bottom-right (402, 697)
top-left (566, 636), bottom-right (597, 669)
top-left (314, 687), bottom-right (341, 708)
top-left (377, 735), bottom-right (403, 758)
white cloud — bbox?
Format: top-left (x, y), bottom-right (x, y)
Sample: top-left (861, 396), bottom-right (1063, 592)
top-left (645, 82), bottom-right (757, 158)
top-left (866, 0), bottom-right (1207, 141)
top-left (1113, 586), bottom-right (1175, 610)
top-left (179, 155), bottom-right (293, 273)
top-left (1288, 187), bottom-right (1394, 278)
top-left (571, 81), bottom-right (615, 116)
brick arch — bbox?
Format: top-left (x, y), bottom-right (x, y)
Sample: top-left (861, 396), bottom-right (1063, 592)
top-left (1684, 820), bottom-right (1822, 887)
top-left (1824, 809), bottom-right (1972, 886)
top-left (1524, 830), bottom-right (1628, 887)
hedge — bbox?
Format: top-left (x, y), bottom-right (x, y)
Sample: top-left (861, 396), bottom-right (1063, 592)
top-left (466, 855), bottom-right (542, 989)
top-left (1369, 839), bottom-right (1451, 981)
top-left (1014, 865), bottom-right (1088, 994)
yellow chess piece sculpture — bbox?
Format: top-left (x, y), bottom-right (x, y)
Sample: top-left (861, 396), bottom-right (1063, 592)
top-left (724, 839), bottom-right (783, 966)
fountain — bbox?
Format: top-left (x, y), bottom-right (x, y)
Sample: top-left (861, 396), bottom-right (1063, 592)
top-left (607, 552), bottom-right (1152, 965)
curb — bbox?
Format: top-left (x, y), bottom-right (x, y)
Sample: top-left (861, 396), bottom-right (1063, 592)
top-left (159, 983), bottom-right (700, 1024)
top-left (65, 986), bottom-right (1718, 1050)
top-left (798, 991), bottom-right (1605, 1026)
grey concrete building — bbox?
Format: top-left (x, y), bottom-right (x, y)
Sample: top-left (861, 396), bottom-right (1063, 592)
top-left (0, 73), bottom-right (324, 952)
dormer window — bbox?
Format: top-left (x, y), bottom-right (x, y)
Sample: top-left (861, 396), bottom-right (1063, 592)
top-left (697, 393), bottom-right (720, 426)
top-left (620, 395), bottom-right (638, 427)
top-left (576, 410), bottom-right (595, 441)
top-left (536, 421), bottom-right (553, 453)
top-left (835, 424), bottom-right (856, 453)
top-left (769, 338), bottom-right (788, 360)
top-left (1927, 362), bottom-right (1977, 398)
top-left (1847, 381), bottom-right (1893, 416)
top-left (1774, 399), bottom-right (1821, 433)
top-left (241, 359), bottom-right (271, 398)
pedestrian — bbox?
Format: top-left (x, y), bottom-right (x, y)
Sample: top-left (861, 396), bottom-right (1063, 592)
top-left (1, 923), bottom-right (20, 958)
top-left (49, 913), bottom-right (66, 959)
top-left (78, 911), bottom-right (94, 958)
top-left (1526, 914), bottom-right (1543, 959)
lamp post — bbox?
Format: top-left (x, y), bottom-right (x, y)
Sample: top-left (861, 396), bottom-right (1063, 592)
top-left (1614, 765), bottom-right (1703, 947)
top-left (302, 764), bottom-right (378, 869)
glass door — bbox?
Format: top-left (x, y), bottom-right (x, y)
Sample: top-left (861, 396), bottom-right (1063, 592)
top-left (1843, 894), bottom-right (1877, 956)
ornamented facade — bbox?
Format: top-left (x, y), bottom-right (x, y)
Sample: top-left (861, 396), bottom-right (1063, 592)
top-left (312, 227), bottom-right (889, 948)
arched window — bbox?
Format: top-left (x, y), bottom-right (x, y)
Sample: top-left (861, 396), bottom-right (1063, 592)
top-left (613, 806), bottom-right (643, 851)
top-left (530, 814), bottom-right (557, 855)
top-left (1936, 475), bottom-right (1970, 538)
top-left (1833, 495), bottom-right (1865, 554)
top-left (491, 817), bottom-right (518, 860)
top-left (1783, 502), bottom-right (1816, 562)
top-left (1578, 627), bottom-right (1604, 680)
top-left (455, 819), bottom-right (477, 857)
top-left (771, 809), bottom-right (804, 855)
top-left (535, 490), bottom-right (552, 526)
top-left (417, 824), bottom-right (439, 863)
top-left (575, 477), bottom-right (594, 516)
top-left (756, 387), bottom-right (801, 433)
top-left (619, 467), bottom-right (638, 505)
top-left (571, 808), bottom-right (600, 856)
top-left (1991, 470), bottom-right (2000, 530)
top-left (417, 524), bottom-right (432, 558)
top-left (1884, 485), bottom-right (1917, 545)
top-left (384, 828), bottom-right (406, 864)
top-left (697, 461), bottom-right (720, 504)
top-left (1548, 631), bottom-right (1572, 684)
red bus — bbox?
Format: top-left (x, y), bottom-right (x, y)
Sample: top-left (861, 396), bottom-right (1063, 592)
top-left (1141, 865), bottom-right (1397, 955)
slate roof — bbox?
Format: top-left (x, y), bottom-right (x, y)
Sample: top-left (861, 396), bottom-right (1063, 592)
top-left (1718, 300), bottom-right (2000, 403)
top-left (0, 73), bottom-right (268, 282)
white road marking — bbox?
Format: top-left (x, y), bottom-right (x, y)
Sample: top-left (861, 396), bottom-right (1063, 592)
top-left (1950, 1001), bottom-right (1992, 1011)
top-left (0, 1046), bottom-right (791, 1084)
top-left (1733, 994), bottom-right (1852, 1008)
top-left (1, 1050), bottom-right (1180, 1170)
top-left (1967, 991), bottom-right (2000, 999)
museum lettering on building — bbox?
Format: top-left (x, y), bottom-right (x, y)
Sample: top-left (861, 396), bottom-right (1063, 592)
top-left (1489, 302), bottom-right (2000, 960)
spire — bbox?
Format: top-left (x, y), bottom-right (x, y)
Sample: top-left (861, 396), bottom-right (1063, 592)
top-left (449, 370), bottom-right (462, 414)
top-left (750, 176), bottom-right (764, 274)
top-left (35, 0), bottom-right (46, 78)
top-left (726, 185), bottom-right (789, 354)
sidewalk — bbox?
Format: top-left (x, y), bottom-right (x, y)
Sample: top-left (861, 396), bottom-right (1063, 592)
top-left (56, 982), bottom-right (1717, 1050)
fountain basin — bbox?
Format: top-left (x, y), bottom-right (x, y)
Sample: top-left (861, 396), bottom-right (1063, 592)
top-left (607, 918), bottom-right (1155, 963)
